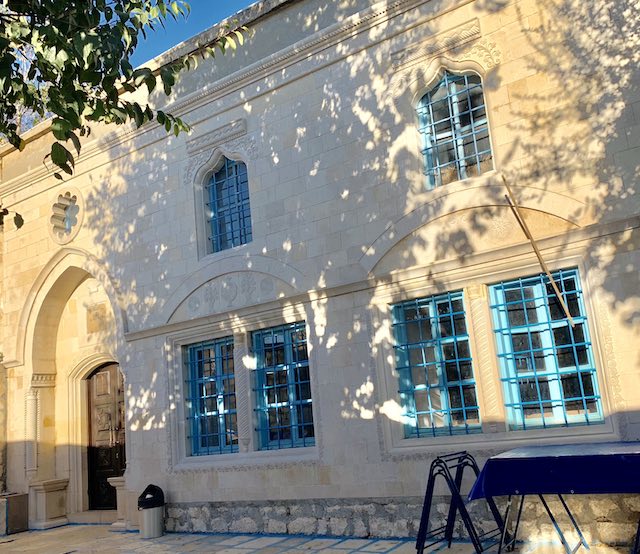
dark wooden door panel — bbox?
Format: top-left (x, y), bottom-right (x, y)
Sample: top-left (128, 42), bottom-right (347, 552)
top-left (88, 364), bottom-right (125, 510)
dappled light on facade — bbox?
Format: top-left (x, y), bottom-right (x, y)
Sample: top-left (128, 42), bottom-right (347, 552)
top-left (0, 0), bottom-right (638, 543)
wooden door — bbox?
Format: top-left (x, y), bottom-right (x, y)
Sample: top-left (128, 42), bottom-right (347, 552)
top-left (87, 363), bottom-right (125, 510)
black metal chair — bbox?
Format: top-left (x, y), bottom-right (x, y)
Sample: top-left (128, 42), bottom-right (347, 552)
top-left (415, 451), bottom-right (505, 554)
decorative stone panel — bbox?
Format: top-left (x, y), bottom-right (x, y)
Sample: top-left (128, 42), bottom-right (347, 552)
top-left (169, 271), bottom-right (298, 322)
top-left (49, 188), bottom-right (83, 245)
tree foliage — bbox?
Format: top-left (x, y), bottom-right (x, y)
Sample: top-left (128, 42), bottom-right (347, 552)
top-left (0, 0), bottom-right (246, 178)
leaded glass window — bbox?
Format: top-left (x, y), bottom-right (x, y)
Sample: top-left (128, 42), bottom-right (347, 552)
top-left (392, 291), bottom-right (481, 437)
top-left (252, 322), bottom-right (315, 450)
top-left (490, 269), bottom-right (603, 430)
top-left (417, 71), bottom-right (493, 188)
top-left (185, 337), bottom-right (238, 455)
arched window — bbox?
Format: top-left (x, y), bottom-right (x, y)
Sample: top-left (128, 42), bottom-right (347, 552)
top-left (417, 71), bottom-right (493, 188)
top-left (205, 157), bottom-right (252, 254)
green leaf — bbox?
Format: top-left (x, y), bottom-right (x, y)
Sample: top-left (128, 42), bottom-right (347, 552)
top-left (68, 132), bottom-right (82, 155)
top-left (51, 118), bottom-right (72, 140)
top-left (51, 142), bottom-right (68, 167)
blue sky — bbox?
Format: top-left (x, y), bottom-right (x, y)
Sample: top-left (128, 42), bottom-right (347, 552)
top-left (131, 0), bottom-right (254, 66)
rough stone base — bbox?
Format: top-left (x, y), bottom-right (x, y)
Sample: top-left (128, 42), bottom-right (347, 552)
top-left (165, 495), bottom-right (640, 545)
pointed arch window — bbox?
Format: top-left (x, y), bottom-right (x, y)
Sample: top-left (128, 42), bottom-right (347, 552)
top-left (417, 71), bottom-right (493, 188)
top-left (205, 157), bottom-right (252, 254)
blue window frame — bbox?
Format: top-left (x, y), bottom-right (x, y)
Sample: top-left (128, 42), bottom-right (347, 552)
top-left (392, 291), bottom-right (481, 437)
top-left (252, 322), bottom-right (314, 450)
top-left (205, 157), bottom-right (252, 253)
top-left (490, 269), bottom-right (602, 430)
top-left (417, 71), bottom-right (493, 188)
top-left (185, 337), bottom-right (238, 455)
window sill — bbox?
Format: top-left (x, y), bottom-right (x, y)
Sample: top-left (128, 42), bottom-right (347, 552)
top-left (171, 444), bottom-right (319, 473)
top-left (387, 416), bottom-right (617, 456)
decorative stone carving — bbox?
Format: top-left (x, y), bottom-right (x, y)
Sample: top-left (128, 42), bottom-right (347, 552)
top-left (451, 39), bottom-right (502, 70)
top-left (170, 272), bottom-right (297, 323)
top-left (49, 188), bottom-right (84, 245)
top-left (389, 21), bottom-right (503, 105)
top-left (30, 373), bottom-right (56, 388)
top-left (390, 20), bottom-right (481, 69)
top-left (596, 303), bottom-right (628, 437)
top-left (465, 284), bottom-right (505, 433)
top-left (183, 135), bottom-right (258, 187)
top-left (186, 119), bottom-right (246, 155)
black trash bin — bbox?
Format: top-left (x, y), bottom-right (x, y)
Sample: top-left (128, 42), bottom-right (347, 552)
top-left (137, 484), bottom-right (165, 538)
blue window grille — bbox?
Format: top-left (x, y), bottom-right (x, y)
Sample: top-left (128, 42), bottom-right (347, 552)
top-left (185, 337), bottom-right (238, 455)
top-left (417, 71), bottom-right (493, 188)
top-left (392, 291), bottom-right (481, 437)
top-left (252, 322), bottom-right (315, 450)
top-left (205, 157), bottom-right (252, 253)
top-left (490, 269), bottom-right (602, 430)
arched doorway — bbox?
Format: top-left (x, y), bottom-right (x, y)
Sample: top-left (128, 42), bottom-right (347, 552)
top-left (9, 249), bottom-right (129, 526)
top-left (87, 363), bottom-right (125, 510)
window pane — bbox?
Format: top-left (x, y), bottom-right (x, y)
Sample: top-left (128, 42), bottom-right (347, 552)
top-left (392, 291), bottom-right (481, 437)
top-left (491, 269), bottom-right (602, 430)
top-left (253, 322), bottom-right (315, 449)
top-left (185, 337), bottom-right (237, 455)
top-left (205, 158), bottom-right (253, 254)
top-left (418, 72), bottom-right (493, 188)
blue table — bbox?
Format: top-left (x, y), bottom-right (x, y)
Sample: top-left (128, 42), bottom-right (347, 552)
top-left (468, 442), bottom-right (640, 553)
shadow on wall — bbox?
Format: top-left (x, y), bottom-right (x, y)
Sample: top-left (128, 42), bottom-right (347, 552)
top-left (71, 0), bottom-right (640, 494)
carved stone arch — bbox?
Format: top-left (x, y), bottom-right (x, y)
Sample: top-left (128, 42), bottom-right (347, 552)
top-left (359, 181), bottom-right (586, 275)
top-left (157, 254), bottom-right (306, 325)
top-left (390, 33), bottom-right (502, 111)
top-left (388, 31), bottom-right (502, 191)
top-left (184, 119), bottom-right (258, 259)
top-left (9, 248), bottom-right (128, 371)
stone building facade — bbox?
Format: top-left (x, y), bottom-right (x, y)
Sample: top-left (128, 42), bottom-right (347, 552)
top-left (0, 0), bottom-right (639, 544)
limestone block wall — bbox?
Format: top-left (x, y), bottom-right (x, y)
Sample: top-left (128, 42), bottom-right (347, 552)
top-left (0, 0), bottom-right (638, 543)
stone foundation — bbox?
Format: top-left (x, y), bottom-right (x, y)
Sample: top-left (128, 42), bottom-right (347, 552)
top-left (166, 495), bottom-right (640, 545)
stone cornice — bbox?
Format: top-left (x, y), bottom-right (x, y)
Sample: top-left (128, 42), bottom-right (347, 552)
top-left (31, 373), bottom-right (56, 388)
top-left (167, 0), bottom-right (435, 119)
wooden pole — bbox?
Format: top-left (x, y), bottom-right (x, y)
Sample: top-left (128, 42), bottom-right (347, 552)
top-left (502, 175), bottom-right (575, 328)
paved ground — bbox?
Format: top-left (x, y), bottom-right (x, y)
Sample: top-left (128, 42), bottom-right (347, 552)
top-left (0, 525), bottom-right (628, 553)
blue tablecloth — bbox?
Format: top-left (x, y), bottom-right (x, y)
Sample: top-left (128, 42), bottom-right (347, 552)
top-left (468, 441), bottom-right (640, 500)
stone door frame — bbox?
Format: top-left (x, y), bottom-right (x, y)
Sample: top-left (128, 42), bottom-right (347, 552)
top-left (67, 353), bottom-right (121, 514)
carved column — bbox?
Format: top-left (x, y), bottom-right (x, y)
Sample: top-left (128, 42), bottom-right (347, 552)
top-left (466, 284), bottom-right (506, 433)
top-left (233, 332), bottom-right (253, 453)
top-left (25, 388), bottom-right (39, 480)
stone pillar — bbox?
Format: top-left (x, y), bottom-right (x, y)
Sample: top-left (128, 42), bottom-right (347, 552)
top-left (107, 476), bottom-right (127, 529)
top-left (25, 388), bottom-right (39, 481)
top-left (465, 283), bottom-right (506, 433)
top-left (233, 333), bottom-right (254, 452)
